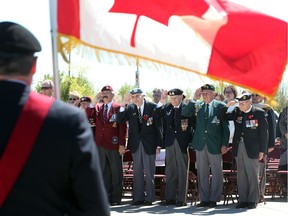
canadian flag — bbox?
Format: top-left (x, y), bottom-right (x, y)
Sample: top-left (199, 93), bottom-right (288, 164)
top-left (58, 0), bottom-right (287, 96)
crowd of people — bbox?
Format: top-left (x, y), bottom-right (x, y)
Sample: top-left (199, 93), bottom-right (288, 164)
top-left (1, 21), bottom-right (287, 215)
top-left (39, 76), bottom-right (287, 209)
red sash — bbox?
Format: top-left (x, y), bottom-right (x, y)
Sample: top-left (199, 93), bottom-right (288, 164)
top-left (0, 92), bottom-right (54, 206)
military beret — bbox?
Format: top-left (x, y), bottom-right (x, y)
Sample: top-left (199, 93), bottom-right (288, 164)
top-left (0, 21), bottom-right (41, 56)
top-left (80, 96), bottom-right (92, 103)
top-left (129, 88), bottom-right (143, 94)
top-left (168, 88), bottom-right (183, 96)
top-left (201, 84), bottom-right (215, 91)
top-left (236, 93), bottom-right (252, 101)
top-left (101, 85), bottom-right (114, 92)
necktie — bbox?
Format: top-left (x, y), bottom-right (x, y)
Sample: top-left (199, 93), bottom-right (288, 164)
top-left (174, 107), bottom-right (179, 129)
top-left (204, 104), bottom-right (209, 126)
top-left (138, 107), bottom-right (143, 127)
top-left (103, 104), bottom-right (108, 123)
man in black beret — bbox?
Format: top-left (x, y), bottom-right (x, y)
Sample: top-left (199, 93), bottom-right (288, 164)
top-left (156, 88), bottom-right (194, 206)
top-left (217, 91), bottom-right (268, 209)
top-left (0, 22), bottom-right (109, 216)
top-left (182, 84), bottom-right (230, 208)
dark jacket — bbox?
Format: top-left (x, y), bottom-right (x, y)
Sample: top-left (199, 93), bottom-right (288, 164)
top-left (217, 105), bottom-right (268, 159)
top-left (155, 101), bottom-right (194, 152)
top-left (116, 100), bottom-right (161, 155)
top-left (0, 81), bottom-right (110, 216)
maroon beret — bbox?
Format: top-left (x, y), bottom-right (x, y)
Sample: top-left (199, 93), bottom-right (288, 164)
top-left (101, 85), bottom-right (114, 92)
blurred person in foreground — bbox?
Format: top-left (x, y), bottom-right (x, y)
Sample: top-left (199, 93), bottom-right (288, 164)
top-left (0, 21), bottom-right (110, 216)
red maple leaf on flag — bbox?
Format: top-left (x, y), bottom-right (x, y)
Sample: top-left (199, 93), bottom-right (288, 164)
top-left (109, 0), bottom-right (209, 47)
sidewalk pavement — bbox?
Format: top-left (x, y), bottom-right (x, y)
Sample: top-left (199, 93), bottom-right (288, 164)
top-left (111, 197), bottom-right (288, 216)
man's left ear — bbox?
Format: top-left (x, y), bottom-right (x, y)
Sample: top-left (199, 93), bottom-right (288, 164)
top-left (30, 56), bottom-right (38, 75)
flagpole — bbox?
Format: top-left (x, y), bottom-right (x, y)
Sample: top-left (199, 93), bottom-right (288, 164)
top-left (49, 0), bottom-right (61, 99)
top-left (136, 58), bottom-right (140, 88)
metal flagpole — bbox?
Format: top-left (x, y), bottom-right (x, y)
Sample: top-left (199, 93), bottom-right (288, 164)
top-left (135, 58), bottom-right (140, 88)
top-left (49, 0), bottom-right (61, 99)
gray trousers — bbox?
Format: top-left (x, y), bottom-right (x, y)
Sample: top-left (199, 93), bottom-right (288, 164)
top-left (196, 145), bottom-right (223, 202)
top-left (236, 140), bottom-right (260, 203)
top-left (98, 146), bottom-right (123, 203)
top-left (132, 142), bottom-right (156, 202)
top-left (165, 139), bottom-right (188, 202)
top-left (259, 158), bottom-right (266, 198)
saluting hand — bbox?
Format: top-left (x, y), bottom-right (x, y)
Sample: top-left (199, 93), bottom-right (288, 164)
top-left (160, 90), bottom-right (168, 103)
top-left (193, 88), bottom-right (202, 101)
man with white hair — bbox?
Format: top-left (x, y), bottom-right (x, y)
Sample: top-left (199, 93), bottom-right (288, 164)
top-left (217, 92), bottom-right (268, 209)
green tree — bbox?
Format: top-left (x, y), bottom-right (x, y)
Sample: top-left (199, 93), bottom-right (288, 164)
top-left (35, 71), bottom-right (95, 102)
top-left (117, 83), bottom-right (135, 101)
top-left (273, 81), bottom-right (288, 113)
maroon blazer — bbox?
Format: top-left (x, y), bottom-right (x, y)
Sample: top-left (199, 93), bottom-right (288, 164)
top-left (95, 102), bottom-right (127, 150)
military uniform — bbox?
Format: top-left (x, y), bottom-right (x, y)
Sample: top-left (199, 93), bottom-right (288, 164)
top-left (95, 85), bottom-right (127, 205)
top-left (217, 93), bottom-right (268, 209)
top-left (182, 84), bottom-right (230, 207)
top-left (156, 88), bottom-right (194, 206)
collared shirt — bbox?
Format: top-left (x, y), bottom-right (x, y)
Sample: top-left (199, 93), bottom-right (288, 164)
top-left (104, 101), bottom-right (113, 113)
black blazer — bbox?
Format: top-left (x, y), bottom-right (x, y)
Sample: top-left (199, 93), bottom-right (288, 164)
top-left (155, 102), bottom-right (194, 153)
top-left (0, 81), bottom-right (110, 216)
top-left (217, 105), bottom-right (268, 159)
top-left (116, 100), bottom-right (161, 155)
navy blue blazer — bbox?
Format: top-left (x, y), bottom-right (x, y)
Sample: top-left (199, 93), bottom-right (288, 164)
top-left (155, 101), bottom-right (194, 153)
top-left (217, 105), bottom-right (268, 159)
top-left (116, 100), bottom-right (161, 155)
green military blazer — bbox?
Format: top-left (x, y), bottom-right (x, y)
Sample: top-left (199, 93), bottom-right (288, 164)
top-left (182, 99), bottom-right (230, 154)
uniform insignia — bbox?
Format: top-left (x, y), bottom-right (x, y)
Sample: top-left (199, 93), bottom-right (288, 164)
top-left (112, 136), bottom-right (118, 144)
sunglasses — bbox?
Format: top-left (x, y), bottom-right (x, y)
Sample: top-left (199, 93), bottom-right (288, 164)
top-left (224, 91), bottom-right (233, 94)
top-left (41, 87), bottom-right (51, 90)
top-left (69, 97), bottom-right (78, 101)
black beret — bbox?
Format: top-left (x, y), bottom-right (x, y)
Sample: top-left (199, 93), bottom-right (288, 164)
top-left (236, 93), bottom-right (252, 101)
top-left (201, 84), bottom-right (215, 91)
top-left (168, 88), bottom-right (183, 96)
top-left (101, 85), bottom-right (114, 91)
top-left (0, 21), bottom-right (41, 56)
top-left (80, 96), bottom-right (92, 103)
top-left (129, 88), bottom-right (143, 94)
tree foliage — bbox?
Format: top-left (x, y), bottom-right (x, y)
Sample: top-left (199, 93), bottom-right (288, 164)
top-left (35, 71), bottom-right (95, 102)
top-left (117, 83), bottom-right (135, 101)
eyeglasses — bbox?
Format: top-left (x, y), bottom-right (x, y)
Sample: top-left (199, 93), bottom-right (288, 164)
top-left (41, 87), bottom-right (52, 90)
top-left (69, 97), bottom-right (78, 101)
top-left (252, 94), bottom-right (260, 97)
top-left (224, 91), bottom-right (233, 94)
